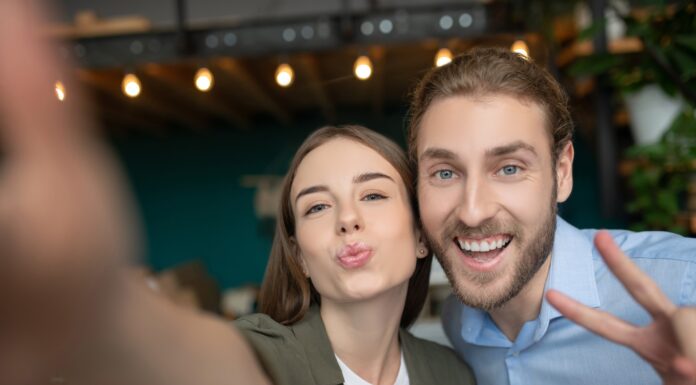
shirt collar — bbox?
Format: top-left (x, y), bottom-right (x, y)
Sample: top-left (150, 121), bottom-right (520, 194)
top-left (542, 216), bottom-right (601, 320)
top-left (457, 216), bottom-right (601, 345)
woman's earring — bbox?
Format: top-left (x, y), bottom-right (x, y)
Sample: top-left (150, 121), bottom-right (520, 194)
top-left (419, 248), bottom-right (426, 255)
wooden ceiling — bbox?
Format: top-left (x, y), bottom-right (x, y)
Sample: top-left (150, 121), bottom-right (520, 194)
top-left (57, 3), bottom-right (544, 136)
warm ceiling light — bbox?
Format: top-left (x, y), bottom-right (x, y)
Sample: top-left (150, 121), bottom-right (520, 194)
top-left (122, 73), bottom-right (141, 98)
top-left (54, 81), bottom-right (66, 101)
top-left (194, 67), bottom-right (214, 92)
top-left (275, 63), bottom-right (294, 87)
top-left (511, 40), bottom-right (529, 59)
top-left (353, 55), bottom-right (373, 80)
top-left (435, 48), bottom-right (453, 67)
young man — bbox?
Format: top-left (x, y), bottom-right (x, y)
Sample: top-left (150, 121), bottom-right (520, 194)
top-left (408, 47), bottom-right (696, 384)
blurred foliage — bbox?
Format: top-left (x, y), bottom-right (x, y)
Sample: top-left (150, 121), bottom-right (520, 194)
top-left (625, 108), bottom-right (696, 234)
top-left (569, 1), bottom-right (696, 95)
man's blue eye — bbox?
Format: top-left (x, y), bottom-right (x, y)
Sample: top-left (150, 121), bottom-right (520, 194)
top-left (437, 170), bottom-right (454, 179)
top-left (501, 165), bottom-right (519, 175)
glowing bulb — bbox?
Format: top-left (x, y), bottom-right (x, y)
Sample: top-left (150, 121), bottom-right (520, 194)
top-left (55, 81), bottom-right (66, 101)
top-left (194, 67), bottom-right (214, 92)
top-left (353, 55), bottom-right (372, 80)
top-left (122, 73), bottom-right (141, 98)
top-left (435, 48), bottom-right (453, 67)
top-left (511, 40), bottom-right (529, 59)
top-left (275, 63), bottom-right (294, 87)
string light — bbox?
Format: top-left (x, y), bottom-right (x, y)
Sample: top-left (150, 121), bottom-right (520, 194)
top-left (122, 73), bottom-right (141, 98)
top-left (511, 40), bottom-right (529, 59)
top-left (275, 63), bottom-right (294, 87)
top-left (353, 55), bottom-right (373, 80)
top-left (194, 67), bottom-right (214, 92)
top-left (55, 81), bottom-right (66, 101)
top-left (434, 48), bottom-right (453, 67)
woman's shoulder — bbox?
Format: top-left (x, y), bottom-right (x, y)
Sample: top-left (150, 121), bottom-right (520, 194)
top-left (400, 329), bottom-right (476, 385)
top-left (234, 313), bottom-right (320, 385)
top-left (235, 312), bottom-right (294, 338)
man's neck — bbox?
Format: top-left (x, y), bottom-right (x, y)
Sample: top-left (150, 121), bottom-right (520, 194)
top-left (488, 255), bottom-right (552, 342)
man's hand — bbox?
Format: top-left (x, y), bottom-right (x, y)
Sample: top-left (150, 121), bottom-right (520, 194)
top-left (547, 231), bottom-right (696, 385)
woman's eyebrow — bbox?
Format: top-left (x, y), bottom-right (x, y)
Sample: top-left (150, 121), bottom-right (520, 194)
top-left (294, 185), bottom-right (328, 204)
top-left (353, 172), bottom-right (395, 184)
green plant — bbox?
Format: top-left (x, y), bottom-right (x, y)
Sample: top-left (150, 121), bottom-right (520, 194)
top-left (625, 107), bottom-right (696, 234)
top-left (570, 1), bottom-right (696, 97)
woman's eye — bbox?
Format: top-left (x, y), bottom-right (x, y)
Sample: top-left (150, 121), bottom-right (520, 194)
top-left (436, 169), bottom-right (454, 179)
top-left (498, 165), bottom-right (520, 176)
top-left (362, 193), bottom-right (386, 201)
top-left (306, 203), bottom-right (329, 215)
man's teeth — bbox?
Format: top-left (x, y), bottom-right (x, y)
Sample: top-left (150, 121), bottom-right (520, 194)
top-left (457, 237), bottom-right (511, 252)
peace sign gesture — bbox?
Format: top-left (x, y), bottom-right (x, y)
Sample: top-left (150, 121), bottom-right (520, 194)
top-left (547, 231), bottom-right (696, 385)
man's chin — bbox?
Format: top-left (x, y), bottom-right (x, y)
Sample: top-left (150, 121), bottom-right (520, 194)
top-left (448, 274), bottom-right (519, 311)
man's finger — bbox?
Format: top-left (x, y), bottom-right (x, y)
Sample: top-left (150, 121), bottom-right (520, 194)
top-left (594, 231), bottom-right (677, 318)
top-left (546, 289), bottom-right (637, 347)
top-left (673, 307), bottom-right (696, 362)
top-left (672, 357), bottom-right (696, 383)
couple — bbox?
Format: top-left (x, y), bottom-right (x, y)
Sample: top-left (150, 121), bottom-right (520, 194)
top-left (1, 1), bottom-right (694, 384)
top-left (234, 48), bottom-right (696, 385)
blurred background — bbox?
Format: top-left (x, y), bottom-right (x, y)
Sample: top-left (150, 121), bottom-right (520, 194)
top-left (47, 0), bottom-right (695, 326)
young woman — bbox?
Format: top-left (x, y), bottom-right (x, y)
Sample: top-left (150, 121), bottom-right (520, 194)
top-left (235, 125), bottom-right (475, 385)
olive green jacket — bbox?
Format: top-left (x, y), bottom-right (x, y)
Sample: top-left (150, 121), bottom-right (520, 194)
top-left (235, 307), bottom-right (476, 385)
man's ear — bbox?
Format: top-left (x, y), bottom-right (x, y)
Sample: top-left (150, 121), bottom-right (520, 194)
top-left (556, 141), bottom-right (574, 203)
top-left (290, 237), bottom-right (310, 277)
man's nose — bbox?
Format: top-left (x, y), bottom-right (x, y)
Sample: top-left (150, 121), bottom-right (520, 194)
top-left (456, 175), bottom-right (498, 228)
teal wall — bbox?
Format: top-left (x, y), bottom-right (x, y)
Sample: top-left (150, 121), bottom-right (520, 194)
top-left (111, 110), bottom-right (410, 289)
top-left (111, 109), bottom-right (620, 290)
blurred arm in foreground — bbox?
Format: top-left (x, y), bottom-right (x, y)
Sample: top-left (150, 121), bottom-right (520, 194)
top-left (0, 1), bottom-right (269, 384)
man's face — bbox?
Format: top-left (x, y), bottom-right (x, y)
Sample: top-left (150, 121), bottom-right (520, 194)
top-left (416, 94), bottom-right (573, 310)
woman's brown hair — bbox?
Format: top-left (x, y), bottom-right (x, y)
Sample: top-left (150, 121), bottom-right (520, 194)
top-left (258, 125), bottom-right (432, 328)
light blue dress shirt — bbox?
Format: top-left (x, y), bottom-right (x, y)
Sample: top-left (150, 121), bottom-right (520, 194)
top-left (442, 216), bottom-right (696, 385)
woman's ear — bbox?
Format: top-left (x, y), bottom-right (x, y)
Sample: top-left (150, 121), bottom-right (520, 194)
top-left (414, 229), bottom-right (429, 259)
top-left (290, 236), bottom-right (310, 277)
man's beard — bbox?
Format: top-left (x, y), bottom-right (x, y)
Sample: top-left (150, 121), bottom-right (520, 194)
top-left (425, 189), bottom-right (557, 311)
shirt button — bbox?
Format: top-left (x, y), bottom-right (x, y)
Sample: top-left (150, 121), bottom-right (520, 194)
top-left (512, 351), bottom-right (519, 357)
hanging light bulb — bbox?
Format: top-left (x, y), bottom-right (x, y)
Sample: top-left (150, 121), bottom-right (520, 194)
top-left (434, 48), bottom-right (453, 67)
top-left (353, 55), bottom-right (372, 80)
top-left (194, 67), bottom-right (214, 92)
top-left (275, 63), bottom-right (294, 87)
top-left (122, 73), bottom-right (141, 98)
top-left (511, 40), bottom-right (530, 59)
top-left (55, 81), bottom-right (66, 101)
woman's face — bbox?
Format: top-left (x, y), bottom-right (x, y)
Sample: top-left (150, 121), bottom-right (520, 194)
top-left (291, 138), bottom-right (425, 304)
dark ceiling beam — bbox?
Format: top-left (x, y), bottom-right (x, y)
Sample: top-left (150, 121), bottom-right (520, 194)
top-left (369, 46), bottom-right (385, 115)
top-left (140, 64), bottom-right (250, 129)
top-left (77, 69), bottom-right (207, 131)
top-left (296, 54), bottom-right (335, 122)
top-left (66, 4), bottom-right (504, 69)
top-left (215, 58), bottom-right (291, 125)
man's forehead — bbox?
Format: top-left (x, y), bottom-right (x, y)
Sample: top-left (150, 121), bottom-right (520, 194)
top-left (415, 95), bottom-right (550, 158)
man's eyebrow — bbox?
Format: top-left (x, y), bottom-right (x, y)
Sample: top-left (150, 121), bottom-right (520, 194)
top-left (353, 172), bottom-right (395, 184)
top-left (419, 147), bottom-right (458, 162)
top-left (294, 185), bottom-right (328, 204)
top-left (486, 141), bottom-right (538, 158)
